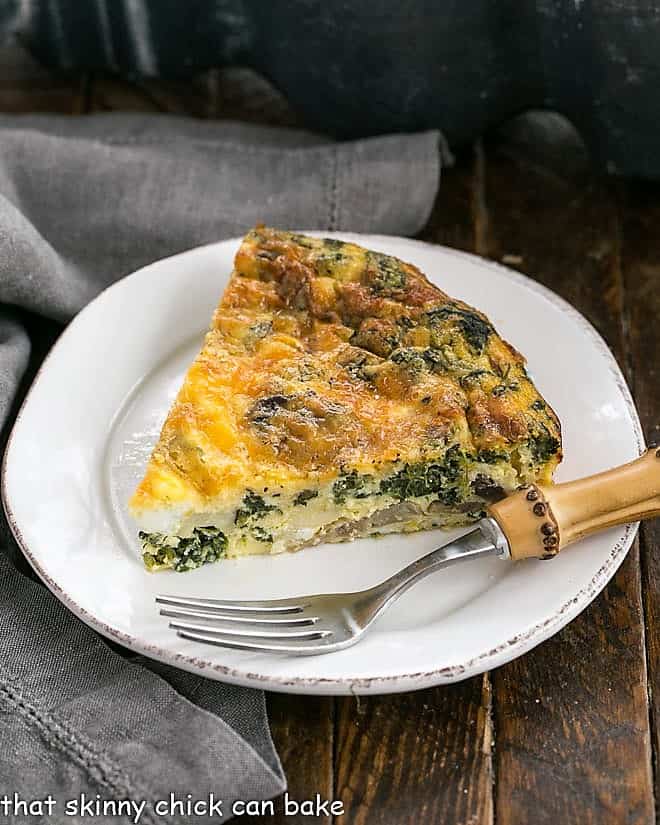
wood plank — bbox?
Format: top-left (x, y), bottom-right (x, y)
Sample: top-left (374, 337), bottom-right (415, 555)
top-left (418, 145), bottom-right (483, 253)
top-left (334, 149), bottom-right (494, 825)
top-left (483, 118), bottom-right (654, 825)
top-left (90, 66), bottom-right (299, 125)
top-left (233, 695), bottom-right (334, 824)
top-left (208, 68), bottom-right (301, 126)
top-left (619, 180), bottom-right (660, 811)
top-left (335, 676), bottom-right (493, 825)
top-left (89, 72), bottom-right (217, 117)
top-left (0, 41), bottom-right (87, 113)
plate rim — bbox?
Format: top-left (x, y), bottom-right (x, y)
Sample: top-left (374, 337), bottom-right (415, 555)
top-left (1, 235), bottom-right (645, 695)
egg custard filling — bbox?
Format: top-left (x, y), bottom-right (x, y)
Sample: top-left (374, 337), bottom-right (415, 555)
top-left (130, 227), bottom-right (562, 572)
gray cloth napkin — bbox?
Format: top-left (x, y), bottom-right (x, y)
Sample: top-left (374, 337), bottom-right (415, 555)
top-left (0, 113), bottom-right (441, 823)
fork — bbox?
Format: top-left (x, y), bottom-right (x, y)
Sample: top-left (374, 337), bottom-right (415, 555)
top-left (157, 448), bottom-right (660, 655)
top-left (157, 522), bottom-right (503, 655)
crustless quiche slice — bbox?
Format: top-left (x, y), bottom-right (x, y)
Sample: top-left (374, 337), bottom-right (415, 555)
top-left (130, 228), bottom-right (562, 571)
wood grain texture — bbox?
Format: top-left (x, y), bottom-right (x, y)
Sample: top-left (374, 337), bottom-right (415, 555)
top-left (418, 145), bottom-right (483, 253)
top-left (90, 66), bottom-right (300, 125)
top-left (335, 676), bottom-right (493, 825)
top-left (0, 41), bottom-right (87, 113)
top-left (234, 695), bottom-right (334, 825)
top-left (89, 71), bottom-right (218, 117)
top-left (483, 123), bottom-right (655, 825)
top-left (619, 181), bottom-right (660, 811)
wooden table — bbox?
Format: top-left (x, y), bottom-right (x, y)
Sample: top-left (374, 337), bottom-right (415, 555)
top-left (3, 42), bottom-right (658, 825)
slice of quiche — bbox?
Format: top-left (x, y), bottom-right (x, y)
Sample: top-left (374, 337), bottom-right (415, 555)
top-left (130, 227), bottom-right (561, 571)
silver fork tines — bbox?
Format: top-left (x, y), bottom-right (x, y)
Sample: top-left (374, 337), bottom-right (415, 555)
top-left (156, 593), bottom-right (338, 654)
top-left (156, 523), bottom-right (503, 656)
top-left (169, 620), bottom-right (331, 640)
top-left (175, 629), bottom-right (334, 654)
top-left (156, 595), bottom-right (308, 613)
top-left (159, 607), bottom-right (318, 626)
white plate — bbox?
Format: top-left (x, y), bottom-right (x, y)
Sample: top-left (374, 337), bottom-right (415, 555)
top-left (2, 235), bottom-right (643, 695)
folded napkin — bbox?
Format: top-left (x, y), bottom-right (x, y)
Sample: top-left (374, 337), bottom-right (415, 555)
top-left (0, 113), bottom-right (441, 823)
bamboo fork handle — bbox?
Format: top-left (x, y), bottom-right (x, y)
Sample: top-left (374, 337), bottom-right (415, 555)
top-left (487, 448), bottom-right (660, 561)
